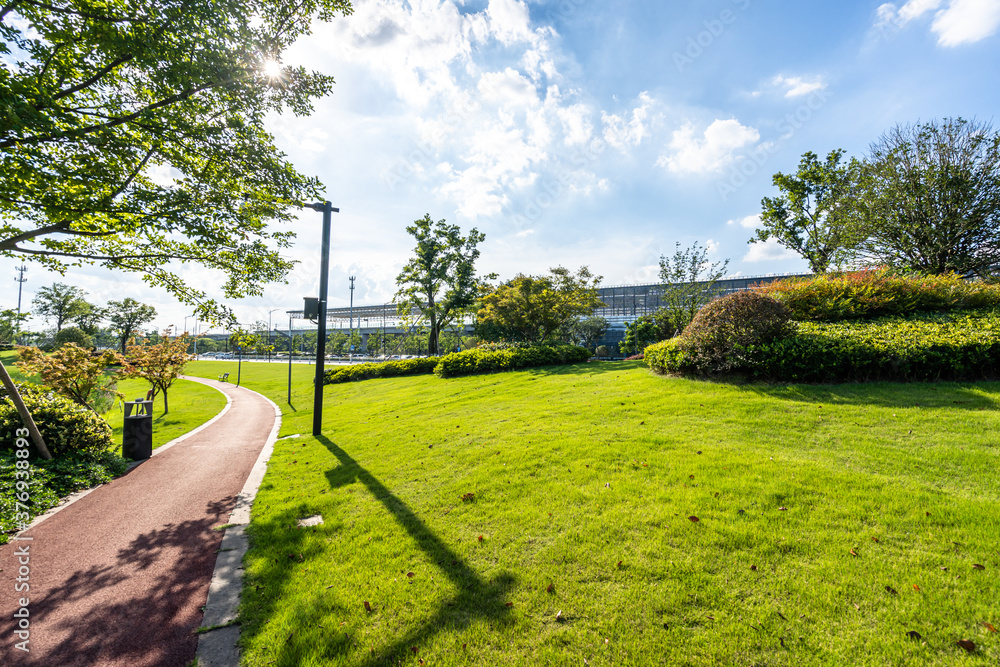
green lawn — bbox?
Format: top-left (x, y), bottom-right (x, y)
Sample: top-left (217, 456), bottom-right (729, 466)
top-left (0, 348), bottom-right (34, 383)
top-left (185, 360), bottom-right (1000, 666)
top-left (106, 377), bottom-right (227, 450)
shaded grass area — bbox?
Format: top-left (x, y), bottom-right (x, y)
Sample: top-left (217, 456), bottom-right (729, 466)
top-left (185, 361), bottom-right (1000, 666)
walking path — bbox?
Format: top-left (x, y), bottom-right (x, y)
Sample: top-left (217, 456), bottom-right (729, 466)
top-left (0, 377), bottom-right (278, 666)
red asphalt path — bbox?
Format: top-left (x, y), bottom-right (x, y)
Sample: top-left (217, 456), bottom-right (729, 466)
top-left (0, 379), bottom-right (275, 666)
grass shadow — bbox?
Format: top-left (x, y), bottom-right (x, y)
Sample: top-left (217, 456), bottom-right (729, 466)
top-left (318, 435), bottom-right (516, 666)
top-left (742, 380), bottom-right (1000, 411)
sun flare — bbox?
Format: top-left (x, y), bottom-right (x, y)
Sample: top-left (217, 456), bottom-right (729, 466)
top-left (262, 60), bottom-right (282, 78)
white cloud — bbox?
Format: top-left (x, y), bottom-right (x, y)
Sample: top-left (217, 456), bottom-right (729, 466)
top-left (874, 0), bottom-right (1000, 45)
top-left (601, 91), bottom-right (654, 150)
top-left (727, 214), bottom-right (762, 229)
top-left (771, 75), bottom-right (826, 98)
top-left (743, 239), bottom-right (798, 263)
top-left (657, 118), bottom-right (760, 174)
top-left (487, 0), bottom-right (534, 46)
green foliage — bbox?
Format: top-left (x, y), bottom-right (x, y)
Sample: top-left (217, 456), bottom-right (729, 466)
top-left (31, 283), bottom-right (91, 332)
top-left (53, 326), bottom-right (93, 350)
top-left (395, 214), bottom-right (490, 356)
top-left (324, 358), bottom-right (439, 385)
top-left (1, 0), bottom-right (354, 324)
top-left (0, 309), bottom-right (28, 344)
top-left (594, 344), bottom-right (610, 358)
top-left (853, 117), bottom-right (1000, 277)
top-left (754, 149), bottom-right (860, 273)
top-left (658, 242), bottom-right (730, 332)
top-left (643, 338), bottom-right (687, 374)
top-left (566, 316), bottom-right (609, 351)
top-left (16, 343), bottom-right (123, 412)
top-left (435, 345), bottom-right (591, 378)
top-left (674, 291), bottom-right (795, 374)
top-left (107, 298), bottom-right (157, 354)
top-left (619, 317), bottom-right (661, 356)
top-left (477, 267), bottom-right (604, 344)
top-left (0, 383), bottom-right (114, 457)
top-left (756, 269), bottom-right (1000, 321)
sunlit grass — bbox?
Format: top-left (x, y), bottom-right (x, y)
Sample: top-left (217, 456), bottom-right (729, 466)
top-left (185, 360), bottom-right (1000, 666)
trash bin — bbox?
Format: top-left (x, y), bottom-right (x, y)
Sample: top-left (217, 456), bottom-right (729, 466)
top-left (123, 398), bottom-right (153, 460)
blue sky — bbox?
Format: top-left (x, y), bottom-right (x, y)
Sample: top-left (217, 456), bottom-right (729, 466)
top-left (4, 0), bottom-right (1000, 334)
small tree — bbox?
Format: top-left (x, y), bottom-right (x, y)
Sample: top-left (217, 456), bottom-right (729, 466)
top-left (753, 149), bottom-right (860, 273)
top-left (477, 267), bottom-right (605, 344)
top-left (0, 309), bottom-right (29, 344)
top-left (619, 317), bottom-right (661, 356)
top-left (395, 214), bottom-right (491, 356)
top-left (658, 242), bottom-right (730, 333)
top-left (32, 283), bottom-right (92, 333)
top-left (124, 334), bottom-right (192, 414)
top-left (54, 326), bottom-right (94, 350)
top-left (17, 343), bottom-right (123, 413)
top-left (568, 316), bottom-right (610, 351)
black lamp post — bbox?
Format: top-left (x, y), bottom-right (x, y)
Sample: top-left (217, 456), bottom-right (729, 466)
top-left (303, 201), bottom-right (339, 436)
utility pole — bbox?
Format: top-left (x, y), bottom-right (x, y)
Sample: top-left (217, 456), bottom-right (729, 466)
top-left (348, 275), bottom-right (356, 360)
top-left (303, 201), bottom-right (339, 436)
top-left (14, 265), bottom-right (26, 342)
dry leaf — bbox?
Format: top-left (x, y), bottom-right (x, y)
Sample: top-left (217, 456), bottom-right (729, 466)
top-left (410, 647), bottom-right (418, 654)
top-left (850, 549), bottom-right (859, 557)
top-left (906, 630), bottom-right (922, 641)
top-left (363, 600), bottom-right (372, 613)
top-left (689, 475), bottom-right (695, 479)
top-left (547, 582), bottom-right (555, 594)
top-left (505, 602), bottom-right (514, 608)
top-left (885, 585), bottom-right (898, 595)
top-left (925, 511), bottom-right (931, 517)
top-left (778, 507), bottom-right (787, 511)
top-left (913, 584), bottom-right (920, 592)
top-left (871, 536), bottom-right (880, 543)
top-left (461, 492), bottom-right (475, 502)
top-left (617, 560), bottom-right (623, 569)
top-left (406, 572), bottom-right (415, 578)
top-left (983, 622), bottom-right (997, 633)
top-left (688, 516), bottom-right (700, 523)
top-left (972, 564), bottom-right (986, 570)
top-left (957, 639), bottom-right (976, 652)
top-left (477, 535), bottom-right (484, 542)
top-left (750, 565), bottom-right (758, 571)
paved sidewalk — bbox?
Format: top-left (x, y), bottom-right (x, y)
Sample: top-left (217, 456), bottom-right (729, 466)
top-left (0, 378), bottom-right (276, 666)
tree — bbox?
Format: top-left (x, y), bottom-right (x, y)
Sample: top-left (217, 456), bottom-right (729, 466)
top-left (54, 326), bottom-right (94, 350)
top-left (753, 150), bottom-right (860, 273)
top-left (657, 242), bottom-right (730, 333)
top-left (17, 344), bottom-right (123, 413)
top-left (106, 298), bottom-right (158, 354)
top-left (70, 302), bottom-right (106, 336)
top-left (1, 0), bottom-right (354, 324)
top-left (477, 267), bottom-right (605, 344)
top-left (395, 214), bottom-right (491, 356)
top-left (123, 334), bottom-right (191, 414)
top-left (568, 316), bottom-right (610, 351)
top-left (620, 318), bottom-right (661, 357)
top-left (32, 282), bottom-right (91, 332)
top-left (852, 118), bottom-right (1000, 277)
top-left (0, 309), bottom-right (28, 344)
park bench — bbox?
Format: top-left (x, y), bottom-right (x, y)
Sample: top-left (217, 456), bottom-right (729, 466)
top-left (218, 372), bottom-right (230, 382)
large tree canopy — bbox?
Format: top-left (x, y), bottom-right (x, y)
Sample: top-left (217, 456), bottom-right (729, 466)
top-left (1, 0), bottom-right (353, 323)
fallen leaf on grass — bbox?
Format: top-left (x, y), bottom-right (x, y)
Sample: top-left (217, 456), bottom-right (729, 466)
top-left (972, 564), bottom-right (986, 570)
top-left (849, 549), bottom-right (859, 557)
top-left (555, 610), bottom-right (563, 622)
top-left (906, 631), bottom-right (923, 641)
top-left (750, 565), bottom-right (758, 571)
top-left (363, 600), bottom-right (372, 613)
top-left (460, 492), bottom-right (475, 502)
top-left (688, 516), bottom-right (700, 523)
top-left (477, 535), bottom-right (484, 542)
top-left (957, 640), bottom-right (976, 653)
top-left (871, 536), bottom-right (880, 543)
top-left (616, 560), bottom-right (623, 569)
top-left (546, 582), bottom-right (555, 594)
top-left (885, 585), bottom-right (898, 596)
top-left (406, 572), bottom-right (415, 578)
top-left (913, 584), bottom-right (920, 592)
top-left (778, 507), bottom-right (787, 511)
top-left (505, 602), bottom-right (514, 608)
top-left (983, 622), bottom-right (997, 633)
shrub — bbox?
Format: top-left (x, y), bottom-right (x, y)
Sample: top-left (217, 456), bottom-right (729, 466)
top-left (16, 344), bottom-right (123, 413)
top-left (677, 291), bottom-right (794, 374)
top-left (595, 345), bottom-right (610, 358)
top-left (756, 269), bottom-right (1000, 321)
top-left (54, 326), bottom-right (93, 349)
top-left (435, 345), bottom-right (592, 378)
top-left (741, 309), bottom-right (1000, 383)
top-left (644, 338), bottom-right (690, 375)
top-left (324, 357), bottom-right (439, 385)
top-left (0, 383), bottom-right (114, 457)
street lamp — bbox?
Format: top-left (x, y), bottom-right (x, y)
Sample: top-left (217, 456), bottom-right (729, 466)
top-left (302, 201), bottom-right (339, 436)
top-left (268, 308), bottom-right (280, 362)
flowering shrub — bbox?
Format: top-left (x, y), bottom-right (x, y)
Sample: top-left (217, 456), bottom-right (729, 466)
top-left (17, 344), bottom-right (123, 413)
top-left (435, 345), bottom-right (592, 378)
top-left (756, 269), bottom-right (1000, 321)
top-left (324, 357), bottom-right (439, 385)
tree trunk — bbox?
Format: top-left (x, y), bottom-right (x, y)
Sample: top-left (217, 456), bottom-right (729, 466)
top-left (162, 387), bottom-right (169, 415)
top-left (0, 359), bottom-right (52, 460)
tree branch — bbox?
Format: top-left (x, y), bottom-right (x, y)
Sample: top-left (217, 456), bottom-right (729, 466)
top-left (53, 53), bottom-right (135, 101)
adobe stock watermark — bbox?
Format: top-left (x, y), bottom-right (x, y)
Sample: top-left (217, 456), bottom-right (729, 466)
top-left (11, 426), bottom-right (33, 653)
top-left (716, 88), bottom-right (832, 201)
top-left (674, 0), bottom-right (752, 73)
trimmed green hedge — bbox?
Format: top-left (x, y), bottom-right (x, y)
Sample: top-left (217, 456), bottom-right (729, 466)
top-left (324, 358), bottom-right (439, 385)
top-left (0, 384), bottom-right (114, 456)
top-left (647, 309), bottom-right (1000, 383)
top-left (435, 345), bottom-right (592, 378)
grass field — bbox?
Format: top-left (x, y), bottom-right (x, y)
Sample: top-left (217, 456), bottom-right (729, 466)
top-left (185, 360), bottom-right (1000, 666)
top-left (106, 377), bottom-right (227, 450)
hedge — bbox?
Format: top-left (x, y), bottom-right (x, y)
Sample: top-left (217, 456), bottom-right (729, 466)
top-left (646, 309), bottom-right (1000, 383)
top-left (435, 345), bottom-right (592, 378)
top-left (324, 357), bottom-right (439, 385)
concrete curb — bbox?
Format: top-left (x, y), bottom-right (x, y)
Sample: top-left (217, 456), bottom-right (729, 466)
top-left (16, 377), bottom-right (232, 535)
top-left (196, 384), bottom-right (283, 667)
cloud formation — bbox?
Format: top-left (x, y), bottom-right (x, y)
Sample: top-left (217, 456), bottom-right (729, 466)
top-left (658, 119), bottom-right (760, 174)
top-left (875, 0), bottom-right (1000, 46)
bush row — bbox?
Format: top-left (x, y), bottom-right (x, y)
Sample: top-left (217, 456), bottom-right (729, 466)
top-left (435, 345), bottom-right (592, 378)
top-left (756, 269), bottom-right (1000, 321)
top-left (647, 309), bottom-right (1000, 383)
top-left (323, 357), bottom-right (439, 385)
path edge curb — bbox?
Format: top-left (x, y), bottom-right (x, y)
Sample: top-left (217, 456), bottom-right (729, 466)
top-left (196, 383), bottom-right (283, 667)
